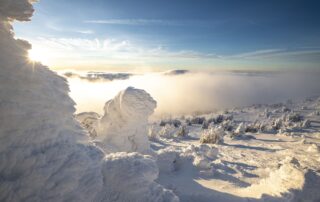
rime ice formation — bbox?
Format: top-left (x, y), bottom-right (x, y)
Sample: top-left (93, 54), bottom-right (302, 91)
top-left (95, 87), bottom-right (157, 153)
top-left (98, 152), bottom-right (179, 202)
top-left (0, 1), bottom-right (178, 201)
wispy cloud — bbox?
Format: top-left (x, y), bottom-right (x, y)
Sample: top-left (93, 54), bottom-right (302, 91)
top-left (76, 30), bottom-right (95, 34)
top-left (229, 48), bottom-right (320, 59)
top-left (46, 22), bottom-right (94, 34)
top-left (25, 35), bottom-right (320, 70)
top-left (84, 19), bottom-right (185, 26)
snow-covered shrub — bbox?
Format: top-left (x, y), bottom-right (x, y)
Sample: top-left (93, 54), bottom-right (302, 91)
top-left (310, 111), bottom-right (320, 116)
top-left (159, 119), bottom-right (181, 128)
top-left (282, 107), bottom-right (291, 113)
top-left (235, 122), bottom-right (246, 135)
top-left (200, 127), bottom-right (226, 144)
top-left (158, 124), bottom-right (178, 139)
top-left (96, 87), bottom-right (157, 153)
top-left (158, 124), bottom-right (188, 139)
top-left (287, 113), bottom-right (304, 122)
top-left (221, 120), bottom-right (233, 131)
top-left (148, 125), bottom-right (160, 141)
top-left (190, 116), bottom-right (206, 125)
top-left (301, 119), bottom-right (311, 128)
top-left (215, 114), bottom-right (224, 123)
top-left (202, 121), bottom-right (209, 129)
top-left (160, 120), bottom-right (167, 126)
top-left (156, 147), bottom-right (180, 173)
top-left (245, 124), bottom-right (258, 133)
top-left (186, 118), bottom-right (192, 126)
top-left (176, 125), bottom-right (189, 137)
top-left (207, 117), bottom-right (216, 125)
top-left (272, 118), bottom-right (283, 130)
top-left (257, 123), bottom-right (268, 132)
top-left (172, 119), bottom-right (182, 128)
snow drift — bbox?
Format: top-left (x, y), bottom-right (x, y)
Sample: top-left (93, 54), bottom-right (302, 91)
top-left (0, 1), bottom-right (178, 201)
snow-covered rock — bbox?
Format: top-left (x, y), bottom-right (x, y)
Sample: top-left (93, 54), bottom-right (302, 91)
top-left (181, 145), bottom-right (218, 170)
top-left (156, 147), bottom-right (180, 173)
top-left (95, 87), bottom-right (157, 153)
top-left (99, 152), bottom-right (179, 202)
top-left (0, 2), bottom-right (178, 201)
top-left (75, 112), bottom-right (100, 137)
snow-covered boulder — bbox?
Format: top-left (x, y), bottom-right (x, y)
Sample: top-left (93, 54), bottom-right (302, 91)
top-left (75, 112), bottom-right (101, 137)
top-left (99, 152), bottom-right (179, 202)
top-left (193, 155), bottom-right (212, 170)
top-left (181, 145), bottom-right (218, 170)
top-left (95, 87), bottom-right (157, 153)
top-left (156, 147), bottom-right (180, 173)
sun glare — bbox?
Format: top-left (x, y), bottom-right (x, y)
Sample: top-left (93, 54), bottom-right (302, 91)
top-left (28, 48), bottom-right (49, 64)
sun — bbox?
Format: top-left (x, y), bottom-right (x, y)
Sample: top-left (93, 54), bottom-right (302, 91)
top-left (28, 47), bottom-right (49, 64)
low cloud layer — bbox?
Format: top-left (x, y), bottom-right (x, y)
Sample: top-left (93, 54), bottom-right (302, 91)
top-left (64, 71), bottom-right (133, 82)
top-left (163, 69), bottom-right (190, 76)
top-left (67, 70), bottom-right (320, 117)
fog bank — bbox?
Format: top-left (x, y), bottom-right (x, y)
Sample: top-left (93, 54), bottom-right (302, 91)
top-left (66, 71), bottom-right (320, 117)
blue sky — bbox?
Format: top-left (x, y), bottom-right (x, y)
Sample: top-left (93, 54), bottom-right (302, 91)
top-left (14, 0), bottom-right (320, 71)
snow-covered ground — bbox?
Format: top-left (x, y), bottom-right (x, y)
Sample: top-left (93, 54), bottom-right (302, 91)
top-left (147, 97), bottom-right (320, 201)
top-left (77, 95), bottom-right (320, 201)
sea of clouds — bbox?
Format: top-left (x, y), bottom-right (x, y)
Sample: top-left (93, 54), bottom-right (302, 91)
top-left (65, 69), bottom-right (320, 117)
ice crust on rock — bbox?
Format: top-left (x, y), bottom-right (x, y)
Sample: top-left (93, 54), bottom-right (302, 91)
top-left (0, 1), bottom-right (178, 201)
top-left (95, 87), bottom-right (157, 153)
